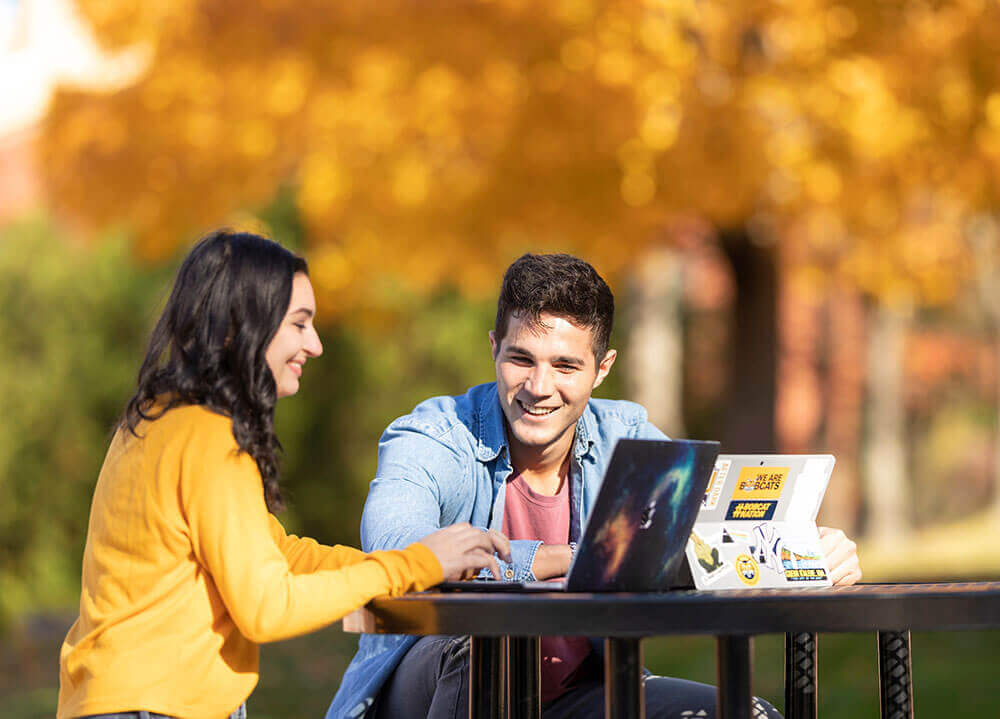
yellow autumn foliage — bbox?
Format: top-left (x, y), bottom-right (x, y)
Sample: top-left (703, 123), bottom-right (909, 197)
top-left (41, 0), bottom-right (1000, 312)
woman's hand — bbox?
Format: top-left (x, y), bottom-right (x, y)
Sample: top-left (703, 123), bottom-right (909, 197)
top-left (819, 526), bottom-right (862, 586)
top-left (419, 524), bottom-right (512, 581)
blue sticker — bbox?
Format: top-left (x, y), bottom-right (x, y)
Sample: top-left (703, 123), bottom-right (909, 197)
top-left (725, 500), bottom-right (777, 521)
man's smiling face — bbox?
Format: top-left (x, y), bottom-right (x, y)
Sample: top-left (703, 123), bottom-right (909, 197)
top-left (490, 312), bottom-right (616, 464)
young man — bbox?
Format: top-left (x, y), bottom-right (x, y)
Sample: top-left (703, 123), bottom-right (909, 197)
top-left (327, 254), bottom-right (862, 719)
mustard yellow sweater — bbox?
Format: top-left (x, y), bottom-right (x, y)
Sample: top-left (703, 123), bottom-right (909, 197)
top-left (58, 405), bottom-right (442, 719)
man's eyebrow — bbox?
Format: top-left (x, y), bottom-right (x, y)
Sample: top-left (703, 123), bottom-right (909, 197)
top-left (551, 355), bottom-right (586, 366)
top-left (503, 344), bottom-right (534, 357)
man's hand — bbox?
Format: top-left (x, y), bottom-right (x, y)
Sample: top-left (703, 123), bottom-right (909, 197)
top-left (531, 544), bottom-right (573, 580)
top-left (819, 526), bottom-right (862, 586)
top-left (418, 524), bottom-right (512, 581)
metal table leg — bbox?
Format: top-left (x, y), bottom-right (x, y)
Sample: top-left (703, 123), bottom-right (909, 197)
top-left (604, 637), bottom-right (644, 719)
top-left (877, 630), bottom-right (914, 719)
top-left (784, 632), bottom-right (818, 719)
top-left (469, 636), bottom-right (505, 719)
top-left (508, 636), bottom-right (541, 719)
top-left (716, 635), bottom-right (753, 719)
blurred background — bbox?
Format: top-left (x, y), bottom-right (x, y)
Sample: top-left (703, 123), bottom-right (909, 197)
top-left (2, 0), bottom-right (999, 716)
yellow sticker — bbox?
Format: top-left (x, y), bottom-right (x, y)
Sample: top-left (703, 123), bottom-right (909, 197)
top-left (735, 554), bottom-right (760, 586)
top-left (732, 466), bottom-right (789, 501)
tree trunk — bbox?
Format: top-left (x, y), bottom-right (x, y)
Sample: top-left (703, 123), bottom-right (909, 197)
top-left (965, 213), bottom-right (1000, 524)
top-left (625, 246), bottom-right (686, 438)
top-left (864, 301), bottom-right (911, 545)
top-left (774, 272), bottom-right (822, 454)
top-left (818, 284), bottom-right (865, 535)
top-left (719, 231), bottom-right (777, 453)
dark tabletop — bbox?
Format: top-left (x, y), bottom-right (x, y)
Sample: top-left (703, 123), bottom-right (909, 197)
top-left (344, 582), bottom-right (1000, 637)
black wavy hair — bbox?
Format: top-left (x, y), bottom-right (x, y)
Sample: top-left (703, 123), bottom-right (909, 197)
top-left (494, 253), bottom-right (614, 361)
top-left (122, 230), bottom-right (308, 513)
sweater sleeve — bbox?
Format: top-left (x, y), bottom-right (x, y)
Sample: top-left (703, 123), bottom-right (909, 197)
top-left (180, 418), bottom-right (443, 643)
top-left (266, 514), bottom-right (369, 574)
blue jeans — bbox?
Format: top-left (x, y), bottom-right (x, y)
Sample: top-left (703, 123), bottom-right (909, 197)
top-left (81, 705), bottom-right (246, 719)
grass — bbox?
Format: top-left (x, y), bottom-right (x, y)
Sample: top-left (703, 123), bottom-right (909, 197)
top-left (858, 509), bottom-right (1000, 581)
top-left (646, 631), bottom-right (1000, 717)
top-left (9, 510), bottom-right (1000, 719)
top-left (9, 518), bottom-right (999, 719)
top-left (11, 619), bottom-right (999, 718)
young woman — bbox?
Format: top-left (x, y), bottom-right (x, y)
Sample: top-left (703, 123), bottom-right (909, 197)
top-left (57, 231), bottom-right (508, 719)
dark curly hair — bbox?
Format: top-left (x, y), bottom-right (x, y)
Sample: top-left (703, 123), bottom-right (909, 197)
top-left (122, 230), bottom-right (307, 513)
top-left (494, 253), bottom-right (614, 360)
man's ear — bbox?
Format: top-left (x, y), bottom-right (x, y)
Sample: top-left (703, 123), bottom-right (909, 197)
top-left (489, 330), bottom-right (498, 360)
top-left (592, 349), bottom-right (617, 389)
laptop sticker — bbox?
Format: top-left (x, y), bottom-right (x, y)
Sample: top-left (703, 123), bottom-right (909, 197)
top-left (734, 554), bottom-right (760, 586)
top-left (688, 529), bottom-right (727, 584)
top-left (702, 458), bottom-right (731, 510)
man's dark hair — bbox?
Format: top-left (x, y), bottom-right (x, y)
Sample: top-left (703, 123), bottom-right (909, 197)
top-left (494, 253), bottom-right (614, 361)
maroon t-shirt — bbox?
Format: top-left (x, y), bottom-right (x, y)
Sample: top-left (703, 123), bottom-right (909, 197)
top-left (502, 473), bottom-right (592, 702)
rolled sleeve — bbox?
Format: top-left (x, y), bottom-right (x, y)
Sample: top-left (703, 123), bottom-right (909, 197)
top-left (507, 539), bottom-right (542, 581)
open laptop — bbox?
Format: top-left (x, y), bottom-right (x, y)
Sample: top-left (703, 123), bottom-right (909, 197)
top-left (684, 454), bottom-right (836, 590)
top-left (439, 438), bottom-right (720, 592)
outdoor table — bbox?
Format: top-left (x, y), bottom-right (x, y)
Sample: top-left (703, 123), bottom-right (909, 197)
top-left (343, 582), bottom-right (1000, 719)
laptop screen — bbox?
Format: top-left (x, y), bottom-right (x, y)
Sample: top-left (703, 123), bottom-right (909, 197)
top-left (566, 439), bottom-right (720, 592)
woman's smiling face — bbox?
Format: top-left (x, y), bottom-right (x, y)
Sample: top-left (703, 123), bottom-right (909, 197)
top-left (265, 272), bottom-right (323, 398)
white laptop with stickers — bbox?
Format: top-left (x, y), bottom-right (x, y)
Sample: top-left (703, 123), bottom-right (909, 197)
top-left (684, 454), bottom-right (835, 590)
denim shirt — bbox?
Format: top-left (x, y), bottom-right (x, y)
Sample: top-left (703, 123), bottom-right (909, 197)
top-left (326, 382), bottom-right (666, 719)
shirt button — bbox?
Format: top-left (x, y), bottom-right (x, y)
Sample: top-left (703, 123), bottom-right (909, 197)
top-left (504, 569), bottom-right (515, 579)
